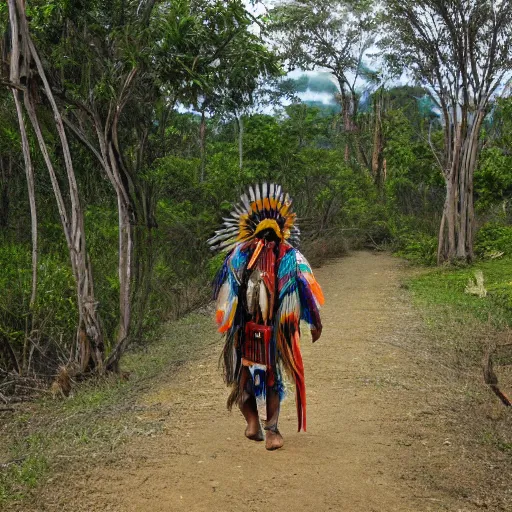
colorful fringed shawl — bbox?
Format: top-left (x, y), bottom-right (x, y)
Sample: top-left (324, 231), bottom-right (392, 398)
top-left (213, 239), bottom-right (323, 431)
top-left (209, 183), bottom-right (324, 431)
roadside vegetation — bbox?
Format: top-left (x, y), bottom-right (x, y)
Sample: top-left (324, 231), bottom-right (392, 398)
top-left (0, 312), bottom-right (214, 506)
top-left (2, 1), bottom-right (512, 508)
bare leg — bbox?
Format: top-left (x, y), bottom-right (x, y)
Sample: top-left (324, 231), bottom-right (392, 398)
top-left (239, 367), bottom-right (263, 441)
top-left (265, 385), bottom-right (283, 450)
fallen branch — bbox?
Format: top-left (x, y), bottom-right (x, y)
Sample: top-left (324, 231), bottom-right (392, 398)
top-left (483, 343), bottom-right (512, 407)
top-left (489, 385), bottom-right (512, 407)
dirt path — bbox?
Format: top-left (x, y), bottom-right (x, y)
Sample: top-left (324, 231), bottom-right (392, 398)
top-left (50, 252), bottom-right (481, 511)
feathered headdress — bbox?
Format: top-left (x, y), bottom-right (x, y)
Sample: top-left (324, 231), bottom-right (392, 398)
top-left (208, 183), bottom-right (300, 252)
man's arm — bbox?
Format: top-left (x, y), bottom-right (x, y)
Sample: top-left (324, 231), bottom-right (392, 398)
top-left (295, 250), bottom-right (324, 343)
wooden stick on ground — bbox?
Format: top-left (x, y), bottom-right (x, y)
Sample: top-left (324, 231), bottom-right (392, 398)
top-left (483, 343), bottom-right (512, 407)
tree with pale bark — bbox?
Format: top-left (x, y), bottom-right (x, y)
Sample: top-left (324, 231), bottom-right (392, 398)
top-left (1, 0), bottom-right (281, 377)
top-left (7, 0), bottom-right (105, 373)
top-left (382, 0), bottom-right (512, 263)
top-left (268, 0), bottom-right (376, 163)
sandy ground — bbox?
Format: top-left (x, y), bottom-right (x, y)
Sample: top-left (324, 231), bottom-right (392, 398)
top-left (32, 252), bottom-right (492, 512)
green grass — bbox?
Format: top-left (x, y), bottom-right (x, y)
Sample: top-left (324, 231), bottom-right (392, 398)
top-left (0, 311), bottom-right (216, 508)
top-left (407, 255), bottom-right (512, 473)
top-left (408, 256), bottom-right (512, 329)
top-left (481, 430), bottom-right (512, 453)
top-left (0, 454), bottom-right (48, 503)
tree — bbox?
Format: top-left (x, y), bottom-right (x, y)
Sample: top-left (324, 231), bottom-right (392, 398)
top-left (6, 0), bottom-right (106, 372)
top-left (7, 2), bottom-right (38, 371)
top-left (3, 0), bottom-right (282, 375)
top-left (269, 0), bottom-right (376, 162)
top-left (55, 0), bottom-right (277, 367)
top-left (383, 0), bottom-right (512, 263)
top-left (167, 2), bottom-right (281, 181)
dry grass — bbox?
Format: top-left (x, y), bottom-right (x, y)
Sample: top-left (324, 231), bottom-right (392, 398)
top-left (301, 233), bottom-right (352, 267)
top-left (0, 312), bottom-right (215, 508)
top-left (398, 265), bottom-right (512, 510)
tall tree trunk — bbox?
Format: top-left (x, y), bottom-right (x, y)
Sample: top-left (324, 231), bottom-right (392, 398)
top-left (10, 0), bottom-right (105, 372)
top-left (199, 108), bottom-right (206, 182)
top-left (371, 89), bottom-right (384, 190)
top-left (437, 109), bottom-right (485, 264)
top-left (238, 113), bottom-right (244, 183)
top-left (456, 112), bottom-right (483, 260)
top-left (23, 91), bottom-right (104, 372)
top-left (94, 129), bottom-right (134, 372)
top-left (66, 88), bottom-right (139, 372)
top-left (12, 91), bottom-right (38, 372)
top-left (340, 89), bottom-right (350, 161)
top-left (9, 0), bottom-right (37, 373)
top-left (438, 177), bottom-right (457, 263)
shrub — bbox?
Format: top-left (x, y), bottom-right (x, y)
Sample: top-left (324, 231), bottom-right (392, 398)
top-left (475, 222), bottom-right (512, 258)
top-left (394, 230), bottom-right (438, 265)
top-left (0, 242), bottom-right (76, 375)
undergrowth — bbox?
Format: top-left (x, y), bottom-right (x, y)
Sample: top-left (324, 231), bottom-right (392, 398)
top-left (0, 312), bottom-right (215, 508)
top-left (409, 256), bottom-right (512, 329)
top-left (406, 256), bottom-right (512, 487)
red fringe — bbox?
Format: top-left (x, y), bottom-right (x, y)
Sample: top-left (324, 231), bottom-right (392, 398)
top-left (292, 330), bottom-right (306, 431)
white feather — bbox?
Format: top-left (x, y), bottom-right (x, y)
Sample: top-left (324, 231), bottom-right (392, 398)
top-left (246, 270), bottom-right (261, 314)
top-left (246, 280), bottom-right (256, 315)
top-left (241, 193), bottom-right (250, 211)
top-left (217, 281), bottom-right (230, 312)
top-left (259, 281), bottom-right (268, 322)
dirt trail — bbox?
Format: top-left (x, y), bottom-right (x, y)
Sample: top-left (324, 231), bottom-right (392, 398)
top-left (58, 252), bottom-right (477, 511)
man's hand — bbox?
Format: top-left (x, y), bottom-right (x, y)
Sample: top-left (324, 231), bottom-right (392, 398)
top-left (311, 325), bottom-right (322, 343)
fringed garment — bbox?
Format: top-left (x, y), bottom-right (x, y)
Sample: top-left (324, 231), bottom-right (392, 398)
top-left (213, 238), bottom-right (324, 432)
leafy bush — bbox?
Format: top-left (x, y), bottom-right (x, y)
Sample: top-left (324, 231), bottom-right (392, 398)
top-left (475, 222), bottom-right (512, 258)
top-left (475, 147), bottom-right (512, 211)
top-left (395, 232), bottom-right (438, 265)
top-left (383, 214), bottom-right (439, 265)
top-left (0, 242), bottom-right (76, 374)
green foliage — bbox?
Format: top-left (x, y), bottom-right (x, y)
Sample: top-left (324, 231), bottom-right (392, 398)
top-left (0, 453), bottom-right (48, 504)
top-left (3, 0), bottom-right (512, 387)
top-left (475, 223), bottom-right (512, 258)
top-left (0, 242), bottom-right (76, 367)
top-left (269, 0), bottom-right (376, 80)
top-left (409, 256), bottom-right (512, 329)
top-left (475, 99), bottom-right (512, 211)
top-left (395, 231), bottom-right (438, 266)
top-left (475, 147), bottom-right (512, 211)
top-left (384, 108), bottom-right (442, 189)
top-left (84, 207), bottom-right (119, 345)
top-left (376, 99), bottom-right (443, 264)
top-left (154, 0), bottom-right (281, 114)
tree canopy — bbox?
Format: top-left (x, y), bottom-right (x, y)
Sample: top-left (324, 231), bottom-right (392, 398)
top-left (2, 0), bottom-right (512, 393)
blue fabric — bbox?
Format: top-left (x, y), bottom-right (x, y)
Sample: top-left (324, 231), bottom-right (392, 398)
top-left (278, 248), bottom-right (297, 279)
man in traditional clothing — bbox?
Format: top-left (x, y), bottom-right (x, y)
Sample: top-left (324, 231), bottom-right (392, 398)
top-left (209, 183), bottom-right (324, 450)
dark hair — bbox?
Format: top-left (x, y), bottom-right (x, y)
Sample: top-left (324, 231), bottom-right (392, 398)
top-left (256, 228), bottom-right (281, 243)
